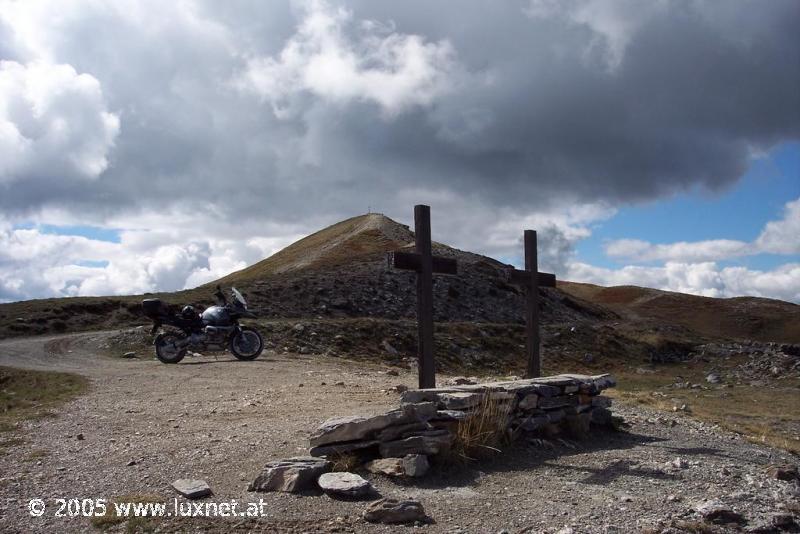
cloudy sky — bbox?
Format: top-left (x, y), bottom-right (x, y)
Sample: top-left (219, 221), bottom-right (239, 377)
top-left (0, 0), bottom-right (798, 303)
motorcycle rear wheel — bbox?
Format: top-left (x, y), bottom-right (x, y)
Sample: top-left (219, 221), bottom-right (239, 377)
top-left (230, 327), bottom-right (264, 361)
top-left (154, 332), bottom-right (187, 364)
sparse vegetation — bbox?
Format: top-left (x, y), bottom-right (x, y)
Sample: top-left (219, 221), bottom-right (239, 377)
top-left (329, 452), bottom-right (361, 472)
top-left (89, 493), bottom-right (164, 531)
top-left (0, 366), bottom-right (88, 434)
top-left (447, 393), bottom-right (513, 463)
top-left (608, 367), bottom-right (800, 454)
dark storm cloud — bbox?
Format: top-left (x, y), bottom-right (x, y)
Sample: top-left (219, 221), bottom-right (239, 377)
top-left (0, 0), bottom-right (797, 226)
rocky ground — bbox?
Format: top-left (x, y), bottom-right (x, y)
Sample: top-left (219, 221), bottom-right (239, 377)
top-left (0, 331), bottom-right (798, 533)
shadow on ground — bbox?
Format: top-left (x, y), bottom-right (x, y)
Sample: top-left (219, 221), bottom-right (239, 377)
top-left (381, 428), bottom-right (703, 490)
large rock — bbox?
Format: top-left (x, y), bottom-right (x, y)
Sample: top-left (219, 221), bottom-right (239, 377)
top-left (363, 498), bottom-right (427, 524)
top-left (591, 374), bottom-right (616, 392)
top-left (366, 458), bottom-right (405, 476)
top-left (248, 457), bottom-right (331, 493)
top-left (402, 402), bottom-right (439, 420)
top-left (310, 404), bottom-right (437, 447)
top-left (317, 472), bottom-right (374, 497)
top-left (402, 454), bottom-right (430, 477)
top-left (310, 411), bottom-right (407, 447)
top-left (365, 455), bottom-right (430, 477)
top-left (379, 431), bottom-right (452, 458)
top-left (695, 501), bottom-right (746, 525)
top-left (171, 479), bottom-right (212, 499)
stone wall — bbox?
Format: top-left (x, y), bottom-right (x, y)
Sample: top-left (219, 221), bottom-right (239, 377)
top-left (306, 374), bottom-right (616, 474)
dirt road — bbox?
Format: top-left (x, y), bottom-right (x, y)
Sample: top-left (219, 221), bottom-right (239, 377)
top-left (0, 332), bottom-right (797, 533)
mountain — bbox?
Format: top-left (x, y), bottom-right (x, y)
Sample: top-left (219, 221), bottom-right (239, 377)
top-left (1, 213), bottom-right (797, 370)
top-left (214, 213), bottom-right (417, 283)
top-left (204, 213), bottom-right (609, 326)
top-left (559, 281), bottom-right (800, 344)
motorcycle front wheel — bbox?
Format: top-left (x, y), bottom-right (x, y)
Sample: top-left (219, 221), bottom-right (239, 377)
top-left (230, 326), bottom-right (264, 361)
top-left (154, 332), bottom-right (187, 364)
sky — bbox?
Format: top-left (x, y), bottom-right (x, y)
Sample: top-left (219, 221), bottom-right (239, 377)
top-left (0, 0), bottom-right (798, 303)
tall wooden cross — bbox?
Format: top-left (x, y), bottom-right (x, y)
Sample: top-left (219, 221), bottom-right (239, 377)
top-left (505, 230), bottom-right (557, 378)
top-left (387, 205), bottom-right (457, 389)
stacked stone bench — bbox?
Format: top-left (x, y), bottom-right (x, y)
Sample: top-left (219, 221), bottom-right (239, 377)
top-left (306, 373), bottom-right (616, 474)
top-left (250, 374), bottom-right (616, 491)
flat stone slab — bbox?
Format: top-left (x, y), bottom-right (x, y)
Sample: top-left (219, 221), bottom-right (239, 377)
top-left (171, 479), bottom-right (212, 499)
top-left (309, 440), bottom-right (379, 458)
top-left (538, 395), bottom-right (578, 410)
top-left (432, 410), bottom-right (469, 421)
top-left (310, 412), bottom-right (407, 447)
top-left (248, 457), bottom-right (331, 493)
top-left (318, 472), bottom-right (374, 497)
top-left (363, 498), bottom-right (427, 524)
top-left (439, 392), bottom-right (483, 410)
top-left (380, 431), bottom-right (451, 458)
top-left (400, 374), bottom-right (615, 405)
top-left (310, 403), bottom-right (438, 448)
top-left (376, 422), bottom-right (429, 442)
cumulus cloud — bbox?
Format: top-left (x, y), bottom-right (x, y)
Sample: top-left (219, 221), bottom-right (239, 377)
top-left (604, 197), bottom-right (800, 262)
top-left (0, 60), bottom-right (119, 183)
top-left (0, 0), bottom-right (796, 219)
top-left (237, 0), bottom-right (456, 118)
top-left (0, 224), bottom-right (300, 302)
top-left (756, 198), bottom-right (800, 255)
top-left (0, 0), bottom-right (798, 302)
top-left (567, 261), bottom-right (800, 303)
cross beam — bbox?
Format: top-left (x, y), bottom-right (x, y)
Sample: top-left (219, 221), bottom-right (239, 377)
top-left (387, 205), bottom-right (457, 389)
top-left (387, 251), bottom-right (457, 275)
top-left (505, 230), bottom-right (556, 378)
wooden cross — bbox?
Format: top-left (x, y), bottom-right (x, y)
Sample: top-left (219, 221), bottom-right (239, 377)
top-left (387, 205), bottom-right (457, 389)
top-left (505, 230), bottom-right (557, 378)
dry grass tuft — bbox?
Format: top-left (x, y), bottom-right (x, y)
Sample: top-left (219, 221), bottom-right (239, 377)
top-left (89, 493), bottom-right (164, 531)
top-left (447, 392), bottom-right (513, 464)
top-left (329, 452), bottom-right (361, 472)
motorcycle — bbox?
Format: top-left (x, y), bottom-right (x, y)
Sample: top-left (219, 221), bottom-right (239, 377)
top-left (142, 286), bottom-right (264, 364)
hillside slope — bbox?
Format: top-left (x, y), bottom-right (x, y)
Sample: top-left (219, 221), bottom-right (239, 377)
top-left (213, 214), bottom-right (416, 283)
top-left (559, 281), bottom-right (800, 344)
top-left (1, 212), bottom-right (797, 357)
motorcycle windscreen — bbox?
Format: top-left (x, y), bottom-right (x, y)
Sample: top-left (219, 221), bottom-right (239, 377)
top-left (231, 287), bottom-right (247, 308)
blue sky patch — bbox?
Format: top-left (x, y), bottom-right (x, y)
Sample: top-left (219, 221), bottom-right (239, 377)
top-left (13, 223), bottom-right (122, 244)
top-left (575, 142), bottom-right (800, 270)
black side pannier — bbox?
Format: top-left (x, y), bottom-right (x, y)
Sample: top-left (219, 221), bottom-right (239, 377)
top-left (142, 299), bottom-right (169, 319)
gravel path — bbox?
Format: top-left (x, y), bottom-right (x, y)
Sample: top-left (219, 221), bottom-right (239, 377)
top-left (0, 332), bottom-right (797, 533)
